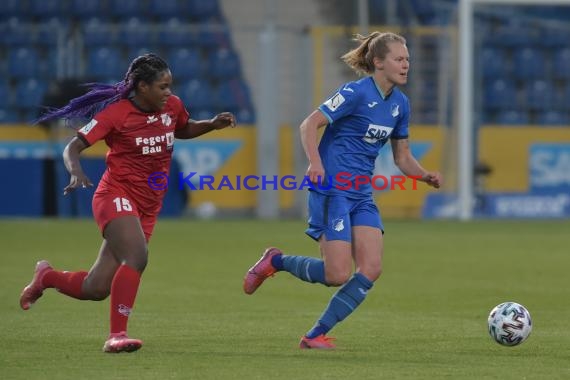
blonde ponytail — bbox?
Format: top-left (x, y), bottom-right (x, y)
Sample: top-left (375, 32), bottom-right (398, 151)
top-left (341, 31), bottom-right (407, 75)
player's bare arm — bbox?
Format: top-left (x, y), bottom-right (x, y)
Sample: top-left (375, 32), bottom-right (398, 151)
top-left (174, 112), bottom-right (236, 139)
top-left (62, 136), bottom-right (93, 195)
top-left (300, 110), bottom-right (328, 183)
top-left (391, 138), bottom-right (442, 188)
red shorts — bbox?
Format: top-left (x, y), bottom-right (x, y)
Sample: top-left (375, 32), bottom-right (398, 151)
top-left (92, 190), bottom-right (157, 242)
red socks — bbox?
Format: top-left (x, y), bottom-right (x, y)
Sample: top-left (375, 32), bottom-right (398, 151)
top-left (109, 264), bottom-right (141, 334)
top-left (41, 264), bottom-right (142, 335)
top-left (43, 270), bottom-right (88, 300)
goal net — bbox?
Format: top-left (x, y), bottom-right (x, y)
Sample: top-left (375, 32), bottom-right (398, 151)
top-left (424, 0), bottom-right (570, 220)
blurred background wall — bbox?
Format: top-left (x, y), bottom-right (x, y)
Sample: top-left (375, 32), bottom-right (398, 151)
top-left (1, 0), bottom-right (569, 220)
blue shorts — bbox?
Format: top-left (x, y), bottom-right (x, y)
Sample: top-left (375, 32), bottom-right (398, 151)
top-left (305, 191), bottom-right (383, 243)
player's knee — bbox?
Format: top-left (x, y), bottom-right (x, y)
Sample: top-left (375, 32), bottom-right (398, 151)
top-left (123, 248), bottom-right (148, 272)
top-left (80, 275), bottom-right (110, 300)
top-left (360, 263), bottom-right (382, 282)
top-left (325, 270), bottom-right (352, 286)
top-left (90, 289), bottom-right (110, 301)
top-left (83, 284), bottom-right (110, 301)
top-left (127, 256), bottom-right (147, 273)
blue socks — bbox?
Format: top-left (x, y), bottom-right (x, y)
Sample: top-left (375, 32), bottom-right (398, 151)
top-left (271, 254), bottom-right (375, 338)
top-left (271, 254), bottom-right (326, 285)
top-left (306, 273), bottom-right (373, 338)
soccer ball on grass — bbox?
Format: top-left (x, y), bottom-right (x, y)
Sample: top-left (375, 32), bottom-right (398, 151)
top-left (487, 302), bottom-right (532, 346)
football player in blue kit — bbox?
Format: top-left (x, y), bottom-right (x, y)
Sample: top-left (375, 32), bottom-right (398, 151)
top-left (244, 31), bottom-right (442, 349)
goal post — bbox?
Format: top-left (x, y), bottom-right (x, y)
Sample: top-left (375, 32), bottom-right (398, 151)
top-left (457, 0), bottom-right (570, 220)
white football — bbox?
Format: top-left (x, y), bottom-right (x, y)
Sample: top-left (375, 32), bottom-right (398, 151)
top-left (196, 201), bottom-right (217, 219)
top-left (488, 302), bottom-right (532, 346)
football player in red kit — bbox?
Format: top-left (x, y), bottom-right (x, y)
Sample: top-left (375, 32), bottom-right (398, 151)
top-left (19, 54), bottom-right (236, 353)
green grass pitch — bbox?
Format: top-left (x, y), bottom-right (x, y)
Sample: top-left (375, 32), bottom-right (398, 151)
top-left (1, 218), bottom-right (569, 379)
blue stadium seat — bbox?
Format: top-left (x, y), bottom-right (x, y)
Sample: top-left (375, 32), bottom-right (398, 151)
top-left (126, 47), bottom-right (157, 62)
top-left (480, 109), bottom-right (495, 124)
top-left (159, 18), bottom-right (200, 47)
top-left (185, 0), bottom-right (223, 22)
top-left (208, 48), bottom-right (241, 80)
top-left (29, 0), bottom-right (64, 20)
top-left (407, 0), bottom-right (438, 25)
top-left (512, 48), bottom-right (546, 80)
top-left (0, 56), bottom-right (7, 77)
top-left (118, 18), bottom-right (154, 47)
top-left (37, 18), bottom-right (69, 46)
top-left (15, 78), bottom-right (48, 110)
top-left (179, 79), bottom-right (214, 110)
top-left (191, 108), bottom-right (216, 121)
top-left (2, 0), bottom-right (29, 19)
top-left (235, 106), bottom-right (256, 124)
top-left (87, 47), bottom-right (124, 81)
top-left (537, 111), bottom-right (569, 126)
top-left (3, 19), bottom-right (35, 46)
top-left (196, 23), bottom-right (232, 50)
top-left (530, 6), bottom-right (570, 22)
top-left (128, 47), bottom-right (168, 63)
top-left (214, 78), bottom-right (255, 124)
top-left (555, 82), bottom-right (570, 110)
top-left (0, 108), bottom-right (21, 123)
top-left (23, 109), bottom-right (42, 122)
top-left (71, 0), bottom-right (107, 19)
top-left (0, 81), bottom-right (11, 107)
top-left (110, 0), bottom-right (145, 20)
top-left (37, 49), bottom-right (58, 78)
top-left (490, 25), bottom-right (533, 48)
top-left (524, 80), bottom-right (553, 111)
top-left (480, 47), bottom-right (509, 79)
top-left (150, 0), bottom-right (181, 20)
top-left (168, 48), bottom-right (203, 80)
top-left (484, 79), bottom-right (518, 110)
top-left (553, 48), bottom-right (570, 80)
top-left (541, 26), bottom-right (569, 48)
top-left (82, 18), bottom-right (117, 46)
top-left (8, 47), bottom-right (38, 78)
top-left (214, 83), bottom-right (238, 110)
top-left (215, 78), bottom-right (252, 110)
top-left (495, 110), bottom-right (530, 125)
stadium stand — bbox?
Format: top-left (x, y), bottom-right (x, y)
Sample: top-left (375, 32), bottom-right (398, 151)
top-left (495, 110), bottom-right (530, 125)
top-left (87, 47), bottom-right (125, 80)
top-left (70, 0), bottom-right (108, 20)
top-left (2, 0), bottom-right (569, 126)
top-left (368, 0), bottom-right (570, 126)
top-left (167, 48), bottom-right (204, 81)
top-left (485, 79), bottom-right (518, 111)
top-left (29, 0), bottom-right (65, 21)
top-left (512, 48), bottom-right (547, 81)
top-left (524, 80), bottom-right (554, 112)
top-left (553, 48), bottom-right (570, 80)
top-left (0, 0), bottom-right (255, 124)
top-left (15, 78), bottom-right (48, 113)
top-left (537, 110), bottom-right (570, 126)
top-left (480, 47), bottom-right (510, 80)
top-left (8, 48), bottom-right (38, 79)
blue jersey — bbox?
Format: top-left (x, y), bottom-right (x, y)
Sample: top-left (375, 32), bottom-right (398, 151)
top-left (314, 76), bottom-right (410, 198)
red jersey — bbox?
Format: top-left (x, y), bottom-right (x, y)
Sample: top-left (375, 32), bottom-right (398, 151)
top-left (77, 95), bottom-right (190, 215)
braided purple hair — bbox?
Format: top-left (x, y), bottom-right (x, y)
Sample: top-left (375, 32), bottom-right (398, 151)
top-left (37, 53), bottom-right (169, 127)
top-left (36, 81), bottom-right (132, 125)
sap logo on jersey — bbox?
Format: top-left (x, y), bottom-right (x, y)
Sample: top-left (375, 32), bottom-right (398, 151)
top-left (529, 144), bottom-right (570, 192)
top-left (363, 124), bottom-right (393, 144)
top-left (135, 132), bottom-right (174, 154)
